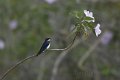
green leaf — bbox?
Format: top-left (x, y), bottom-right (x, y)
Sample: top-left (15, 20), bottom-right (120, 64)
top-left (82, 21), bottom-right (95, 29)
top-left (84, 16), bottom-right (94, 21)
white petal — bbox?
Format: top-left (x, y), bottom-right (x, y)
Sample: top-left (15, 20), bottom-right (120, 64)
top-left (90, 12), bottom-right (93, 18)
top-left (84, 10), bottom-right (93, 17)
top-left (84, 10), bottom-right (89, 16)
top-left (84, 10), bottom-right (87, 16)
top-left (84, 10), bottom-right (95, 22)
top-left (94, 24), bottom-right (101, 37)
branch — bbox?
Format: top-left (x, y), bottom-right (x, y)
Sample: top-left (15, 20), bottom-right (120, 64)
top-left (49, 34), bottom-right (77, 51)
top-left (0, 34), bottom-right (77, 80)
top-left (0, 54), bottom-right (36, 80)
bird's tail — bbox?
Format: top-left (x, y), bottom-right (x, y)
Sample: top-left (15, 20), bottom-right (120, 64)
top-left (36, 50), bottom-right (43, 56)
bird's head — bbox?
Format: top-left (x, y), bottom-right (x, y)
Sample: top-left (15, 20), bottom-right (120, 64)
top-left (45, 38), bottom-right (51, 42)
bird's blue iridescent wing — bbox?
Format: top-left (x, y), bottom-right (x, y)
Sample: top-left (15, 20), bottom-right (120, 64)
top-left (38, 41), bottom-right (49, 55)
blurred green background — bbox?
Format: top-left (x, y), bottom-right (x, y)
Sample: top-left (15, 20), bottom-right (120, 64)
top-left (0, 0), bottom-right (120, 80)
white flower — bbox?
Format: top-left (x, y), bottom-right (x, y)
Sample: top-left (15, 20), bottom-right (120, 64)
top-left (84, 10), bottom-right (95, 22)
top-left (94, 24), bottom-right (101, 37)
top-left (45, 0), bottom-right (56, 4)
top-left (9, 20), bottom-right (18, 30)
top-left (0, 39), bottom-right (5, 50)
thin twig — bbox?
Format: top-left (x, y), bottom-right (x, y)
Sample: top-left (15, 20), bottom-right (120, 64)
top-left (0, 54), bottom-right (36, 80)
top-left (48, 48), bottom-right (64, 51)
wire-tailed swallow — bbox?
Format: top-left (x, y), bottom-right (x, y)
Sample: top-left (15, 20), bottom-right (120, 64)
top-left (36, 38), bottom-right (51, 56)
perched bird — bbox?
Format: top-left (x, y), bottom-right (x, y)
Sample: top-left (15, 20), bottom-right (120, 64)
top-left (36, 38), bottom-right (51, 56)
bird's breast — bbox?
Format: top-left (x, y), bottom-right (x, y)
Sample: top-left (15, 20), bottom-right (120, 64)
top-left (47, 44), bottom-right (50, 49)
